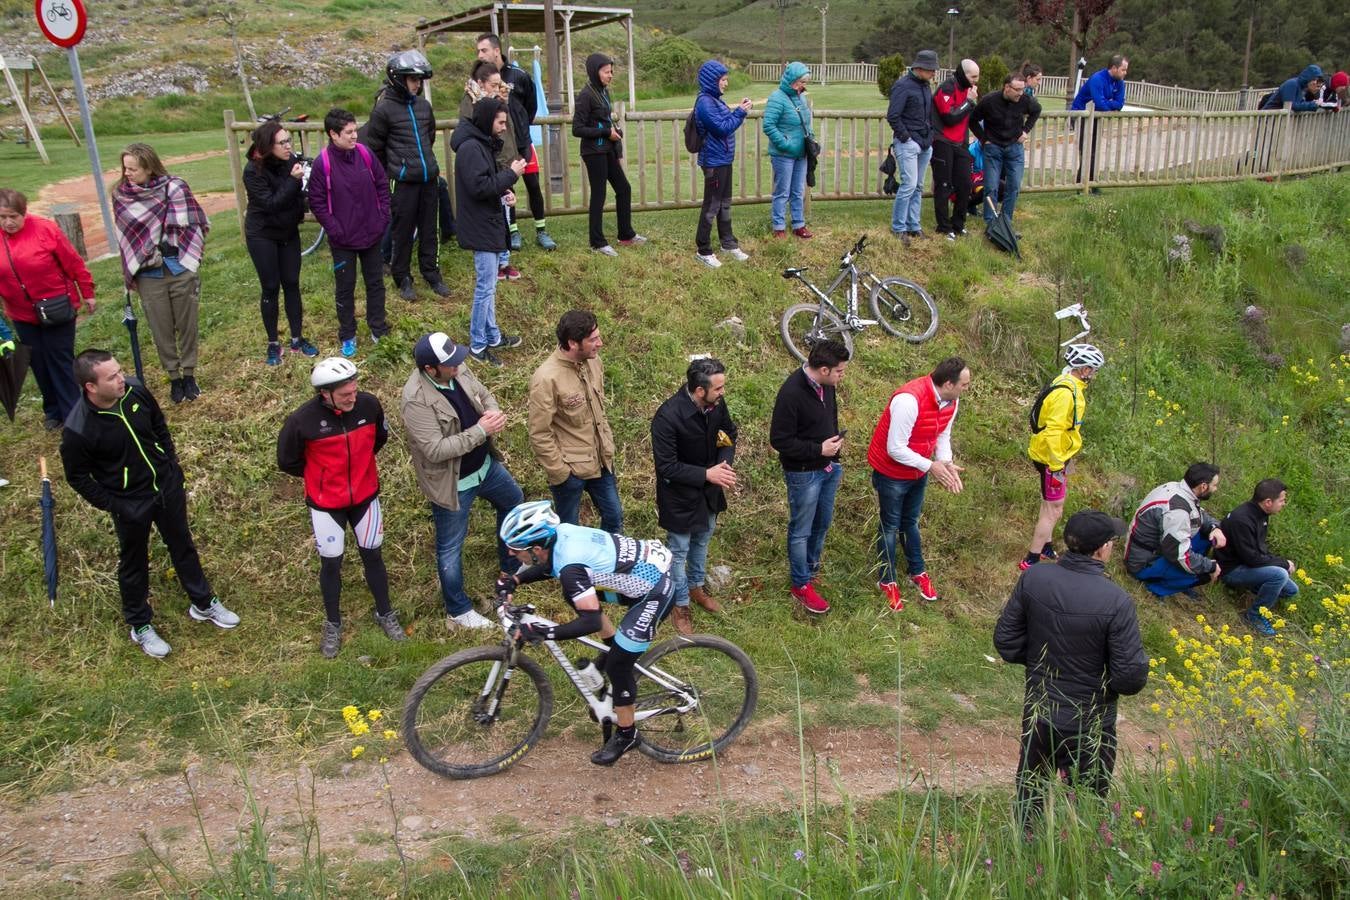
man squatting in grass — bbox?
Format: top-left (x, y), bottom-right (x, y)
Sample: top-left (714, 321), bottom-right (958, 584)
top-left (1125, 461), bottom-right (1228, 601)
top-left (1215, 478), bottom-right (1300, 636)
top-left (61, 349), bottom-right (239, 659)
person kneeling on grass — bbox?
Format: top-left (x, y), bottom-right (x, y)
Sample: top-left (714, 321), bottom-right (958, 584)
top-left (1215, 478), bottom-right (1299, 636)
top-left (1125, 461), bottom-right (1227, 601)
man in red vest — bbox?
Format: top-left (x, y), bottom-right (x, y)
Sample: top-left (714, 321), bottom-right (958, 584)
top-left (866, 357), bottom-right (971, 610)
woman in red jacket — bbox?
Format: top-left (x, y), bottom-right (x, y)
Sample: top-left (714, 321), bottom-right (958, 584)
top-left (0, 188), bottom-right (96, 429)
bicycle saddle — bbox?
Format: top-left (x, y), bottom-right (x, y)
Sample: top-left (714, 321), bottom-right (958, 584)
top-left (781, 267), bottom-right (807, 278)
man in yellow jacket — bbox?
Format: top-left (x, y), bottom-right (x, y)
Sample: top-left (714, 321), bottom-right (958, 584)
top-left (1021, 343), bottom-right (1105, 570)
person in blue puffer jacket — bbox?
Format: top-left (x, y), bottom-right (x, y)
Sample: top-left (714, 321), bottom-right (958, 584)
top-left (1260, 64), bottom-right (1327, 111)
top-left (762, 61), bottom-right (813, 238)
top-left (693, 60), bottom-right (752, 267)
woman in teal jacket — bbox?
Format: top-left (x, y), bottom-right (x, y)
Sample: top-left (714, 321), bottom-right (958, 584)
top-left (762, 61), bottom-right (813, 238)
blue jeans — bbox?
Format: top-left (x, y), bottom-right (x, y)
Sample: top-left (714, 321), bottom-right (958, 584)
top-left (1221, 564), bottom-right (1298, 615)
top-left (784, 464), bottom-right (843, 588)
top-left (770, 154), bottom-right (808, 230)
top-left (873, 470), bottom-right (928, 583)
top-left (983, 142), bottom-right (1025, 224)
top-left (551, 469), bottom-right (623, 534)
top-left (1132, 534), bottom-right (1213, 597)
top-left (666, 512), bottom-right (717, 608)
top-left (469, 251), bottom-right (502, 352)
top-left (431, 459), bottom-right (524, 615)
top-left (890, 139), bottom-right (932, 234)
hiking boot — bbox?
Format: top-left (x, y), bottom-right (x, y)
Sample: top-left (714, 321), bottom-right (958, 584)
top-left (374, 609), bottom-right (407, 642)
top-left (289, 336), bottom-right (319, 357)
top-left (791, 583), bottom-right (830, 614)
top-left (341, 337), bottom-right (357, 358)
top-left (671, 605), bottom-right (694, 635)
top-left (509, 230), bottom-right (522, 252)
top-left (1243, 608), bottom-right (1276, 637)
top-left (619, 234), bottom-right (648, 246)
top-left (593, 245), bottom-right (619, 257)
top-left (689, 586), bottom-right (721, 613)
top-left (724, 247), bottom-right (750, 261)
top-left (131, 624), bottom-right (171, 659)
top-left (170, 378), bottom-right (186, 404)
top-left (469, 347), bottom-right (503, 367)
top-left (497, 265), bottom-right (522, 281)
top-left (911, 572), bottom-right (938, 602)
top-left (182, 376), bottom-right (201, 401)
top-left (398, 277), bottom-right (417, 301)
top-left (188, 597), bottom-right (240, 629)
top-left (878, 581), bottom-right (905, 611)
top-left (590, 726), bottom-right (640, 766)
top-left (428, 280), bottom-right (452, 298)
top-left (696, 252), bottom-right (722, 268)
top-left (490, 333), bottom-right (523, 350)
top-left (447, 609), bottom-right (495, 630)
top-left (266, 342), bottom-right (283, 366)
top-left (792, 226), bottom-right (814, 239)
top-left (536, 229), bottom-right (557, 251)
top-left (320, 620), bottom-right (342, 659)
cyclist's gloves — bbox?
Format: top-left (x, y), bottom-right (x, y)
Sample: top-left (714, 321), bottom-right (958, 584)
top-left (514, 622), bottom-right (548, 643)
top-left (514, 609), bottom-right (603, 644)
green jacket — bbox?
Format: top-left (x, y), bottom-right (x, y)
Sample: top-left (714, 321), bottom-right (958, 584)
top-left (762, 61), bottom-right (812, 158)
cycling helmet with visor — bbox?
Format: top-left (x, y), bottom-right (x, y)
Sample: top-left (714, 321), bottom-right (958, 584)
top-left (501, 500), bottom-right (560, 550)
top-left (1063, 343), bottom-right (1105, 370)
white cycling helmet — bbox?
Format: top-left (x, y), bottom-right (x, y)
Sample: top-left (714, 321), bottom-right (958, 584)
top-left (1064, 343), bottom-right (1105, 370)
top-left (310, 357), bottom-right (358, 390)
top-left (500, 500), bottom-right (560, 549)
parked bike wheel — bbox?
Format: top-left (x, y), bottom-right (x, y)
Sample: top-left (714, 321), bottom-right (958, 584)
top-left (300, 223), bottom-right (326, 258)
top-left (780, 303), bottom-right (855, 364)
top-left (870, 277), bottom-right (939, 343)
top-left (633, 635), bottom-right (758, 764)
top-left (402, 646), bottom-right (553, 779)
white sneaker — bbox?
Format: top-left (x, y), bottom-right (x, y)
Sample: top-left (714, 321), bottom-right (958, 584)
top-left (131, 624), bottom-right (171, 658)
top-left (0, 477), bottom-right (9, 488)
top-left (696, 252), bottom-right (722, 268)
top-left (723, 247), bottom-right (750, 261)
top-left (447, 609), bottom-right (496, 630)
top-left (188, 598), bottom-right (240, 629)
top-left (593, 245), bottom-right (619, 257)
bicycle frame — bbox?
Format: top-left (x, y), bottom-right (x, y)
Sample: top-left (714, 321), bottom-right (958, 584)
top-left (788, 238), bottom-right (882, 330)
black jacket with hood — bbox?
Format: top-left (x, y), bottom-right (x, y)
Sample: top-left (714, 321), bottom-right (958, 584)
top-left (364, 77), bottom-right (440, 183)
top-left (242, 152), bottom-right (305, 242)
top-left (450, 98), bottom-right (518, 253)
top-left (501, 59), bottom-right (538, 152)
top-left (572, 53), bottom-right (621, 157)
top-left (1214, 500), bottom-right (1290, 572)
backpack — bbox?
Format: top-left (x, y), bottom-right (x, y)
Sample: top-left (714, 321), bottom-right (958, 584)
top-left (684, 108), bottom-right (704, 154)
top-left (314, 142), bottom-right (380, 216)
top-left (1029, 381), bottom-right (1079, 433)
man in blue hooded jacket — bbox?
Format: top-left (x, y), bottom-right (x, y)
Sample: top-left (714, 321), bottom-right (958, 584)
top-left (1260, 65), bottom-right (1326, 111)
top-left (694, 60), bottom-right (752, 268)
top-left (1071, 55), bottom-right (1128, 188)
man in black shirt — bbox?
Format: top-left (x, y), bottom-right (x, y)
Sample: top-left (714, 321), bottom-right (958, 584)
top-left (969, 74), bottom-right (1041, 231)
top-left (1215, 478), bottom-right (1298, 637)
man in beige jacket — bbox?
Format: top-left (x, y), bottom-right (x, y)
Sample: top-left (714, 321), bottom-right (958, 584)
top-left (402, 332), bottom-right (524, 630)
top-left (527, 310), bottom-right (622, 533)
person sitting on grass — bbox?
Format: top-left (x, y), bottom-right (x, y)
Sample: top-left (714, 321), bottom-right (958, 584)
top-left (1214, 478), bottom-right (1299, 636)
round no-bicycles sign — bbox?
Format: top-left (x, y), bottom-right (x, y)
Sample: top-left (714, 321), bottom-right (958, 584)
top-left (36, 0), bottom-right (88, 48)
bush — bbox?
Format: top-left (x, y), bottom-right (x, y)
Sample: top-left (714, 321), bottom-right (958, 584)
top-left (637, 37), bottom-right (708, 92)
top-left (980, 54), bottom-right (1010, 95)
top-left (877, 53), bottom-right (905, 98)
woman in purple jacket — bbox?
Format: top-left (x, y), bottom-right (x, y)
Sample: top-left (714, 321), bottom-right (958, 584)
top-left (307, 108), bottom-right (392, 359)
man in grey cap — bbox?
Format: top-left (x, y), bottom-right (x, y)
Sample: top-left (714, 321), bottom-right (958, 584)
top-left (886, 49), bottom-right (940, 244)
top-left (401, 332), bottom-right (523, 630)
top-left (994, 509), bottom-right (1149, 829)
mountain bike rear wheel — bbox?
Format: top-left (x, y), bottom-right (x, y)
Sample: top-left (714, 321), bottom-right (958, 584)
top-left (780, 303), bottom-right (855, 364)
top-left (869, 277), bottom-right (939, 343)
top-left (633, 635), bottom-right (758, 764)
top-left (402, 645), bottom-right (553, 779)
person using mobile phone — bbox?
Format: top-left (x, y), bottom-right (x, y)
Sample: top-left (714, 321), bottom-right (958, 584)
top-left (692, 60), bottom-right (752, 269)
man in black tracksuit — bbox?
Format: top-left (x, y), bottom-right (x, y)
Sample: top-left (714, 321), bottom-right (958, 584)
top-left (364, 50), bottom-right (450, 300)
top-left (61, 349), bottom-right (238, 658)
top-left (994, 510), bottom-right (1148, 828)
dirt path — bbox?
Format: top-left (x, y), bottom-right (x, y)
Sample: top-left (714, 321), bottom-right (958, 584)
top-left (0, 717), bottom-right (1169, 893)
top-left (30, 150), bottom-right (238, 262)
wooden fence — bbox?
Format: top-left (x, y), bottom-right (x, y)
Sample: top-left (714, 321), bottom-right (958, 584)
top-left (224, 106), bottom-right (1350, 239)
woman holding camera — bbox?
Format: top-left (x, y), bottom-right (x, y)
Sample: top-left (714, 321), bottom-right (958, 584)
top-left (113, 142), bottom-right (210, 403)
top-left (244, 120), bottom-right (316, 366)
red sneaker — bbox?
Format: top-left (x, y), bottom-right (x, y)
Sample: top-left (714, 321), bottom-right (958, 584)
top-left (878, 581), bottom-right (905, 611)
top-left (791, 583), bottom-right (830, 614)
top-left (792, 226), bottom-right (814, 239)
top-left (498, 265), bottom-right (522, 281)
top-left (910, 572), bottom-right (938, 602)
top-left (772, 229), bottom-right (788, 239)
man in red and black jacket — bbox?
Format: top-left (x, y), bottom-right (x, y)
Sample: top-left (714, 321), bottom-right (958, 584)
top-left (930, 59), bottom-right (980, 240)
top-left (277, 357), bottom-right (404, 658)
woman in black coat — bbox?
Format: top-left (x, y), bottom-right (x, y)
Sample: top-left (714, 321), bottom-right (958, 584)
top-left (243, 119), bottom-right (316, 365)
top-left (572, 53), bottom-right (646, 255)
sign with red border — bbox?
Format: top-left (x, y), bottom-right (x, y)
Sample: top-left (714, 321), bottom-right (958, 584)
top-left (36, 0), bottom-right (88, 49)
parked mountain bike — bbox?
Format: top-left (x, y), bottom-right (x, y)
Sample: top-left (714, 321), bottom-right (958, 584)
top-left (402, 591), bottom-right (758, 780)
top-left (779, 234), bottom-right (938, 363)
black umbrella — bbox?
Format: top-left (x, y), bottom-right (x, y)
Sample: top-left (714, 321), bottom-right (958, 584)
top-left (983, 196), bottom-right (1022, 260)
top-left (39, 457), bottom-right (58, 607)
top-left (122, 291), bottom-right (145, 383)
top-left (0, 342), bottom-right (31, 421)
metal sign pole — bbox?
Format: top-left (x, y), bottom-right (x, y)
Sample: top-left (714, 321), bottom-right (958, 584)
top-left (66, 46), bottom-right (114, 249)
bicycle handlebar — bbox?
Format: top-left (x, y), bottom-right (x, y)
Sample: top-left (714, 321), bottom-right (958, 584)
top-left (840, 234), bottom-right (868, 267)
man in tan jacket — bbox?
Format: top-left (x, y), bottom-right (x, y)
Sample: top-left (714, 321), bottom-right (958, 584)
top-left (527, 310), bottom-right (622, 533)
top-left (402, 332), bottom-right (523, 630)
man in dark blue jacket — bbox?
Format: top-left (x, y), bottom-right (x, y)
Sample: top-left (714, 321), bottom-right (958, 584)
top-left (886, 50), bottom-right (939, 243)
top-left (694, 60), bottom-right (752, 267)
top-left (1260, 64), bottom-right (1326, 111)
top-left (1071, 55), bottom-right (1129, 188)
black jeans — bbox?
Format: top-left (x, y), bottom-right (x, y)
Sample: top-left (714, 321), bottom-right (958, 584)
top-left (582, 149), bottom-right (634, 248)
top-left (930, 140), bottom-right (972, 232)
top-left (14, 318), bottom-right (78, 424)
top-left (331, 243), bottom-right (388, 342)
top-left (696, 164), bottom-right (738, 254)
top-left (521, 169), bottom-right (546, 222)
top-left (1014, 714), bottom-right (1118, 828)
top-left (245, 233), bottom-right (303, 343)
top-left (389, 180), bottom-right (441, 283)
top-left (112, 482), bottom-right (214, 628)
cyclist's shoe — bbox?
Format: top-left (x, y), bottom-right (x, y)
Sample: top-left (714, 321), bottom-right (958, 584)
top-left (189, 598), bottom-right (240, 629)
top-left (619, 234), bottom-right (648, 246)
top-left (290, 336), bottom-right (319, 357)
top-left (266, 342), bottom-right (283, 366)
top-left (590, 726), bottom-right (640, 766)
top-left (576, 659), bottom-right (606, 694)
top-left (671, 605), bottom-right (694, 635)
top-left (374, 609), bottom-right (407, 642)
top-left (593, 245), bottom-right (620, 257)
top-left (791, 583), bottom-right (830, 614)
top-left (1039, 543), bottom-right (1058, 561)
top-left (1243, 608), bottom-right (1276, 637)
top-left (536, 229), bottom-right (557, 251)
top-left (910, 572), bottom-right (938, 602)
top-left (398, 277), bottom-right (417, 301)
top-left (447, 609), bottom-right (495, 630)
top-left (696, 252), bottom-right (722, 268)
top-left (509, 230), bottom-right (522, 252)
top-left (320, 620), bottom-right (342, 659)
top-left (689, 586), bottom-right (721, 612)
top-left (131, 624), bottom-right (171, 659)
top-left (490, 333), bottom-right (523, 350)
top-left (878, 581), bottom-right (905, 611)
top-left (792, 226), bottom-right (814, 239)
top-left (772, 229), bottom-right (788, 239)
top-left (341, 337), bottom-right (357, 358)
top-left (724, 247), bottom-right (750, 261)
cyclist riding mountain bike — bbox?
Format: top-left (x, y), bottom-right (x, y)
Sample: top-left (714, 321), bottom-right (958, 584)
top-left (496, 500), bottom-right (677, 766)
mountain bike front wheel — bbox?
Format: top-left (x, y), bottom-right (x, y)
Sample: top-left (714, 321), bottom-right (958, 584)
top-left (870, 277), bottom-right (939, 343)
top-left (780, 303), bottom-right (855, 364)
top-left (634, 635), bottom-right (758, 764)
top-left (300, 224), bottom-right (326, 258)
top-left (402, 645), bottom-right (553, 779)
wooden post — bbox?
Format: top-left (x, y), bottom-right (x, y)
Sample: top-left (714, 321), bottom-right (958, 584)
top-left (1272, 105), bottom-right (1291, 182)
top-left (1081, 103), bottom-right (1095, 194)
top-left (1, 57), bottom-right (48, 163)
top-left (225, 109), bottom-right (247, 241)
top-left (624, 16), bottom-right (637, 110)
top-left (53, 207), bottom-right (87, 259)
top-left (32, 58), bottom-right (79, 144)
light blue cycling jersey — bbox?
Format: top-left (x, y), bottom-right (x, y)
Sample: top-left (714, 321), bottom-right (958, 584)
top-left (550, 523), bottom-right (673, 604)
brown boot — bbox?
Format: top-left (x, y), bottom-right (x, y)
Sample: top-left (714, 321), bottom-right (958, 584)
top-left (689, 586), bottom-right (722, 613)
top-left (671, 605), bottom-right (694, 635)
